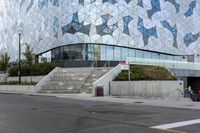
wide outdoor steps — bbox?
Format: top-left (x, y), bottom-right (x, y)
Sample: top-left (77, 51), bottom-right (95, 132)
top-left (38, 67), bottom-right (112, 94)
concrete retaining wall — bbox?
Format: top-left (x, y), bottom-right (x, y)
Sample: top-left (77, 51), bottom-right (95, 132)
top-left (0, 74), bottom-right (6, 82)
top-left (92, 64), bottom-right (122, 96)
top-left (0, 85), bottom-right (36, 93)
top-left (110, 81), bottom-right (184, 99)
top-left (6, 76), bottom-right (45, 83)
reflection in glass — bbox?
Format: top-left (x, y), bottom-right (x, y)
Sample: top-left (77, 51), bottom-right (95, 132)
top-left (129, 49), bottom-right (135, 58)
top-left (100, 45), bottom-right (107, 60)
top-left (87, 44), bottom-right (94, 61)
top-left (94, 45), bottom-right (100, 60)
top-left (144, 51), bottom-right (151, 58)
top-left (160, 54), bottom-right (167, 60)
top-left (107, 46), bottom-right (114, 61)
top-left (152, 53), bottom-right (159, 59)
top-left (136, 50), bottom-right (143, 58)
top-left (63, 46), bottom-right (69, 59)
top-left (114, 47), bottom-right (121, 61)
top-left (122, 48), bottom-right (128, 61)
top-left (167, 55), bottom-right (174, 61)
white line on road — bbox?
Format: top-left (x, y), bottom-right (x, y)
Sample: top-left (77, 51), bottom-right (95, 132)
top-left (151, 119), bottom-right (200, 130)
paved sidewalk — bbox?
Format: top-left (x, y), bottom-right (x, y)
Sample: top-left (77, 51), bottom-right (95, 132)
top-left (33, 93), bottom-right (200, 110)
top-left (0, 91), bottom-right (200, 110)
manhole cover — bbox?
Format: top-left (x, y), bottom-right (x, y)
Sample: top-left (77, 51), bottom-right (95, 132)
top-left (134, 101), bottom-right (144, 104)
top-left (115, 96), bottom-right (123, 98)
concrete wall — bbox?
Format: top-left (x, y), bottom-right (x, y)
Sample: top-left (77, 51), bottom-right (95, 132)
top-left (110, 81), bottom-right (184, 99)
top-left (92, 64), bottom-right (122, 96)
top-left (6, 76), bottom-right (45, 83)
top-left (0, 74), bottom-right (6, 82)
top-left (0, 85), bottom-right (36, 93)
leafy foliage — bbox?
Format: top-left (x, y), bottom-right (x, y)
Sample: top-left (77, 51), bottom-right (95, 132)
top-left (0, 53), bottom-right (10, 72)
top-left (8, 62), bottom-right (58, 76)
top-left (23, 44), bottom-right (33, 67)
top-left (0, 81), bottom-right (37, 85)
top-left (114, 65), bottom-right (177, 81)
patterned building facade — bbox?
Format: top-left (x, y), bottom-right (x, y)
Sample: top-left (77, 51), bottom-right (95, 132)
top-left (0, 0), bottom-right (200, 63)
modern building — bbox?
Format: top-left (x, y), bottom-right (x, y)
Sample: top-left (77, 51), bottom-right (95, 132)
top-left (1, 0), bottom-right (200, 67)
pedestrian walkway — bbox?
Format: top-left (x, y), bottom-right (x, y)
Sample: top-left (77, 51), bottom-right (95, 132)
top-left (33, 93), bottom-right (200, 110)
top-left (0, 91), bottom-right (200, 110)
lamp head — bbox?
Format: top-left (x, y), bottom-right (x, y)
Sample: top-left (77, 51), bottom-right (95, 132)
top-left (18, 26), bottom-right (23, 34)
top-left (18, 29), bottom-right (22, 34)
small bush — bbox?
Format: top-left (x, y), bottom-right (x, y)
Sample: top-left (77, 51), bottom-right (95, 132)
top-left (0, 81), bottom-right (37, 85)
top-left (8, 62), bottom-right (58, 76)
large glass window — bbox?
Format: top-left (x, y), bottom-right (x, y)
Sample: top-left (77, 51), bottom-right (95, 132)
top-left (87, 44), bottom-right (94, 61)
top-left (152, 53), bottom-right (159, 59)
top-left (82, 44), bottom-right (87, 60)
top-left (160, 54), bottom-right (167, 60)
top-left (51, 47), bottom-right (61, 62)
top-left (100, 45), bottom-right (107, 60)
top-left (136, 50), bottom-right (143, 58)
top-left (39, 51), bottom-right (52, 63)
top-left (174, 56), bottom-right (181, 61)
top-left (122, 48), bottom-right (129, 61)
top-left (107, 46), bottom-right (114, 61)
top-left (166, 55), bottom-right (174, 61)
top-left (129, 49), bottom-right (136, 58)
top-left (94, 45), bottom-right (100, 60)
top-left (69, 45), bottom-right (82, 60)
top-left (114, 47), bottom-right (121, 61)
top-left (63, 46), bottom-right (70, 59)
top-left (144, 51), bottom-right (151, 59)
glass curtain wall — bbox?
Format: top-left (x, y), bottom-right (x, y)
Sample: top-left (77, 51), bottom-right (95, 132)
top-left (38, 43), bottom-right (185, 63)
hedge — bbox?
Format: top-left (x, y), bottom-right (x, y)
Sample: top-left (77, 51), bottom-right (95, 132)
top-left (8, 62), bottom-right (58, 76)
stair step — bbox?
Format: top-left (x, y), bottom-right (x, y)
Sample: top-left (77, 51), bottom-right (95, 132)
top-left (46, 81), bottom-right (85, 85)
top-left (41, 85), bottom-right (82, 90)
top-left (38, 89), bottom-right (79, 94)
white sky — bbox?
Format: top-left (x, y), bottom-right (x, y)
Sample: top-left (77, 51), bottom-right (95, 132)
top-left (0, 1), bottom-right (5, 24)
top-left (0, 1), bottom-right (5, 8)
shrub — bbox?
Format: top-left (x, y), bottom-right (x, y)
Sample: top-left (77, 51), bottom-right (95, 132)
top-left (0, 81), bottom-right (37, 85)
top-left (114, 65), bottom-right (177, 81)
top-left (8, 62), bottom-right (58, 76)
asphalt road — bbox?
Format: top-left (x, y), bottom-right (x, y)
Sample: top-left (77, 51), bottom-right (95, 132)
top-left (0, 94), bottom-right (199, 133)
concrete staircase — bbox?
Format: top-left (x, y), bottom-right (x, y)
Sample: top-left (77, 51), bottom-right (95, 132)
top-left (38, 67), bottom-right (112, 94)
top-left (80, 67), bottom-right (112, 93)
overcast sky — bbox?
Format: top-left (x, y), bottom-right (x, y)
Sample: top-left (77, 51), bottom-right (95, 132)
top-left (0, 1), bottom-right (4, 24)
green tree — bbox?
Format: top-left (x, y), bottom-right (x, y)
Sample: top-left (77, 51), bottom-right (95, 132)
top-left (23, 44), bottom-right (34, 82)
top-left (0, 53), bottom-right (10, 72)
top-left (0, 53), bottom-right (10, 83)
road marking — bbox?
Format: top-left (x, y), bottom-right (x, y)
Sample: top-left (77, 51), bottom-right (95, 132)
top-left (151, 119), bottom-right (200, 130)
top-left (153, 128), bottom-right (187, 133)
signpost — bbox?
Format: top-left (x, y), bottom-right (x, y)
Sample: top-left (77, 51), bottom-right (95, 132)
top-left (120, 61), bottom-right (131, 95)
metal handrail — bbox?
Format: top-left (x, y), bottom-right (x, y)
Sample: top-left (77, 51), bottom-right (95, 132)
top-left (90, 61), bottom-right (96, 68)
top-left (78, 62), bottom-right (95, 92)
top-left (103, 61), bottom-right (110, 71)
top-left (103, 61), bottom-right (108, 67)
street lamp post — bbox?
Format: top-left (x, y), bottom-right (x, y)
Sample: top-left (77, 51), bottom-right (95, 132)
top-left (18, 28), bottom-right (22, 84)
